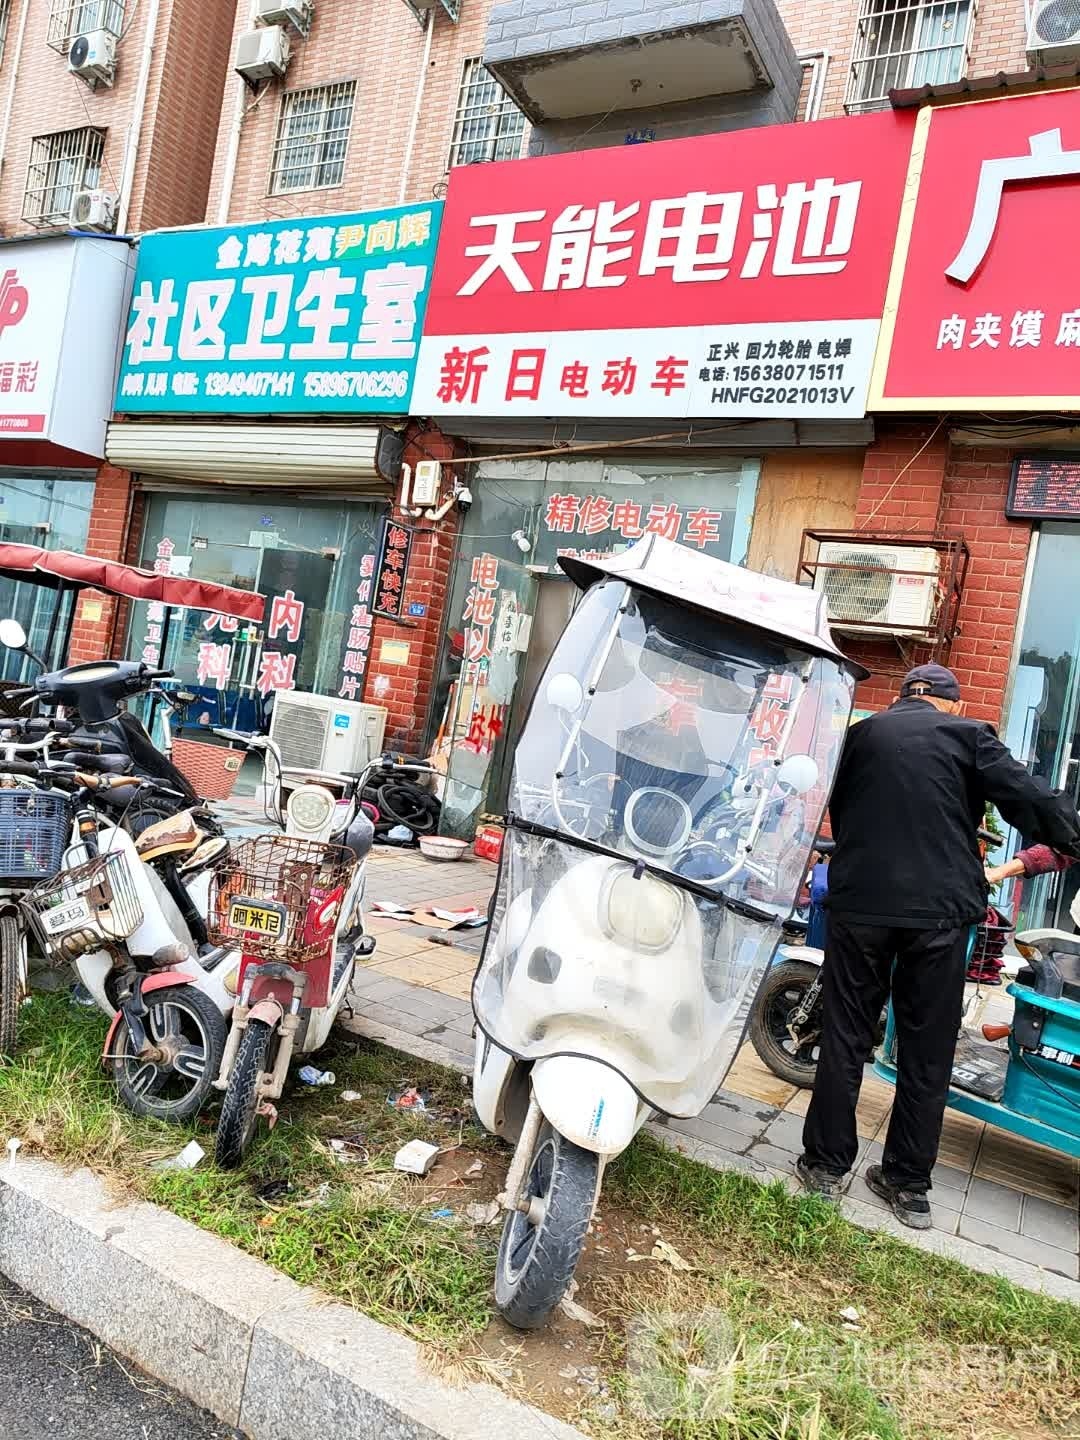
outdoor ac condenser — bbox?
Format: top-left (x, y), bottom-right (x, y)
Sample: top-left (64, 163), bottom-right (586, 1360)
top-left (269, 692), bottom-right (387, 777)
top-left (1027, 0), bottom-right (1080, 62)
top-left (813, 543), bottom-right (940, 637)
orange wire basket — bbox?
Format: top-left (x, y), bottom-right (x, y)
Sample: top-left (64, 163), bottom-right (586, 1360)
top-left (208, 834), bottom-right (355, 964)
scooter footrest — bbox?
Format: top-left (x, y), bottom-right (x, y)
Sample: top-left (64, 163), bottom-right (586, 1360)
top-left (950, 1031), bottom-right (1008, 1102)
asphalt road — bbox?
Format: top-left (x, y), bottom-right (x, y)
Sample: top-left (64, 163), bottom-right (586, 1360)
top-left (0, 1275), bottom-right (242, 1440)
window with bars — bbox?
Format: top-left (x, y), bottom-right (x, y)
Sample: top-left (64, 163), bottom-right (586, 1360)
top-left (845, 0), bottom-right (976, 113)
top-left (269, 82), bottom-right (356, 195)
top-left (47, 0), bottom-right (124, 52)
top-left (448, 58), bottom-right (527, 169)
top-left (0, 1), bottom-right (11, 67)
top-left (23, 127), bottom-right (105, 226)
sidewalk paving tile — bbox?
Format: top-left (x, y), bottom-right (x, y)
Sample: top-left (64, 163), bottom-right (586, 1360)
top-left (957, 1215), bottom-right (1079, 1281)
top-left (936, 1109), bottom-right (985, 1172)
top-left (661, 1114), bottom-right (756, 1155)
top-left (1019, 1194), bottom-right (1080, 1252)
top-left (723, 1048), bottom-right (799, 1109)
top-left (973, 1128), bottom-right (1079, 1206)
top-left (762, 1111), bottom-right (805, 1155)
top-left (962, 1178), bottom-right (1023, 1232)
top-left (702, 1097), bottom-right (777, 1139)
top-left (367, 954), bottom-right (465, 986)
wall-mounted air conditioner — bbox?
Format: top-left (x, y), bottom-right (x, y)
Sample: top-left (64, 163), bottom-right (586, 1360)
top-left (813, 543), bottom-right (939, 636)
top-left (256, 0), bottom-right (314, 37)
top-left (68, 29), bottom-right (117, 85)
top-left (269, 692), bottom-right (387, 778)
top-left (70, 189), bottom-right (118, 232)
top-left (235, 25), bottom-right (291, 84)
top-left (1027, 0), bottom-right (1080, 60)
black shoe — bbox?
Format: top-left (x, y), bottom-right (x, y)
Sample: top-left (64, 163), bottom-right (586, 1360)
top-left (865, 1163), bottom-right (932, 1230)
top-left (795, 1155), bottom-right (846, 1202)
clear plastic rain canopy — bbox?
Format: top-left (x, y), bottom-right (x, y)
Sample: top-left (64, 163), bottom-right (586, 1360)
top-left (475, 564), bottom-right (857, 1117)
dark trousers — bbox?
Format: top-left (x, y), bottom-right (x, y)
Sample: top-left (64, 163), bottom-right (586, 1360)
top-left (802, 917), bottom-right (971, 1192)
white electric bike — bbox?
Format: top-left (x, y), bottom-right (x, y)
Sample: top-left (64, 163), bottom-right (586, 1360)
top-left (472, 535), bottom-right (865, 1329)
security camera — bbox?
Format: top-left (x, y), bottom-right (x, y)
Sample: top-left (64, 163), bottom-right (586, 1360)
top-left (456, 485), bottom-right (473, 511)
top-left (512, 529), bottom-right (532, 553)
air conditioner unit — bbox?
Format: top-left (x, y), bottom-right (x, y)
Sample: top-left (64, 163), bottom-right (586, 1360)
top-left (269, 692), bottom-right (387, 778)
top-left (813, 543), bottom-right (939, 637)
top-left (255, 0), bottom-right (313, 36)
top-left (68, 29), bottom-right (117, 85)
top-left (1027, 0), bottom-right (1080, 60)
top-left (235, 25), bottom-right (291, 84)
top-left (70, 188), bottom-right (118, 232)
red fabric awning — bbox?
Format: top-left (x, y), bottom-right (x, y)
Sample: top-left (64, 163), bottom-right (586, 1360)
top-left (0, 543), bottom-right (265, 622)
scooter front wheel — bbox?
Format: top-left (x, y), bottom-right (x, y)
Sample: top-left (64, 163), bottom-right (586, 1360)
top-left (0, 914), bottom-right (24, 1058)
top-left (215, 1018), bottom-right (273, 1170)
top-left (496, 1125), bottom-right (599, 1331)
top-left (112, 985), bottom-right (226, 1124)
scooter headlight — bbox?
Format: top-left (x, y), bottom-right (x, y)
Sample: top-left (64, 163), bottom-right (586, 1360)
top-left (287, 785), bottom-right (335, 834)
top-left (600, 868), bottom-right (684, 952)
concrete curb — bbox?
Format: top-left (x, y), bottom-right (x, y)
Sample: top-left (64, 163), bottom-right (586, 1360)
top-left (0, 1157), bottom-right (586, 1440)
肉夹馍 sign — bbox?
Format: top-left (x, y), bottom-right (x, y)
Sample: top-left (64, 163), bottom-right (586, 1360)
top-left (413, 111), bottom-right (914, 422)
top-left (115, 204), bottom-right (442, 415)
top-left (872, 91), bottom-right (1080, 410)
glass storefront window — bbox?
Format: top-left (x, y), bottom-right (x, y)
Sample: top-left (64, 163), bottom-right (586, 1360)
top-left (127, 493), bottom-right (381, 730)
top-left (1002, 523), bottom-right (1080, 930)
top-left (0, 473), bottom-right (95, 680)
top-left (431, 455), bottom-right (759, 839)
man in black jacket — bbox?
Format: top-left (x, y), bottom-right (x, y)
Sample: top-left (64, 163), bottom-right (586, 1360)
top-left (797, 663), bottom-right (1080, 1228)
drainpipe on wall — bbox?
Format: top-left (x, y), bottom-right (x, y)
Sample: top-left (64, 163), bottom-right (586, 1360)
top-left (397, 9), bottom-right (435, 207)
top-left (0, 0), bottom-right (32, 180)
top-left (216, 0), bottom-right (261, 226)
top-left (116, 0), bottom-right (164, 234)
top-left (798, 51), bottom-right (830, 122)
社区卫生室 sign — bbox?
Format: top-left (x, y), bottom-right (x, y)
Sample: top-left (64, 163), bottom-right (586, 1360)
top-left (115, 204), bottom-right (442, 415)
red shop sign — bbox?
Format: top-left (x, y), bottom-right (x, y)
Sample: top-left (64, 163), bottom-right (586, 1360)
top-left (372, 519), bottom-right (415, 621)
top-left (873, 90), bottom-right (1080, 410)
top-left (413, 110), bottom-right (915, 423)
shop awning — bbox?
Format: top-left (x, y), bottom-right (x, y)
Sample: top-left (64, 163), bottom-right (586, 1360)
top-left (105, 423), bottom-right (400, 492)
top-left (0, 542), bottom-right (265, 621)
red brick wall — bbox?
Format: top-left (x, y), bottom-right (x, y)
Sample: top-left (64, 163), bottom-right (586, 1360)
top-left (938, 445), bottom-right (1031, 726)
top-left (67, 463), bottom-right (134, 663)
top-left (361, 425), bottom-right (462, 749)
top-left (0, 0), bottom-right (231, 237)
top-left (844, 424), bottom-right (1031, 727)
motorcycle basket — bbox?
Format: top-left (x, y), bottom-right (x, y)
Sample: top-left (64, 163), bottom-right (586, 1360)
top-left (26, 848), bottom-right (144, 960)
top-left (208, 834), bottom-right (355, 964)
top-left (0, 790), bottom-right (70, 882)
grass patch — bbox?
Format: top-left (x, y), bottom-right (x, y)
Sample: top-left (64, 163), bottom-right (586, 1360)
top-left (1, 992), bottom-right (1077, 1439)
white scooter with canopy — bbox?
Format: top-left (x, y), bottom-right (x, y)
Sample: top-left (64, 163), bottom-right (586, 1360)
top-left (472, 535), bottom-right (866, 1329)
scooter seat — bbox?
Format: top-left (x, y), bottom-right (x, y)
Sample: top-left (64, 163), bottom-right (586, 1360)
top-left (135, 809), bottom-right (202, 862)
top-left (1013, 930), bottom-right (1080, 1002)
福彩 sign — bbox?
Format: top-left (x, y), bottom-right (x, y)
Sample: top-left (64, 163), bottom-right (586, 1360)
top-left (0, 236), bottom-right (135, 456)
top-left (413, 111), bottom-right (915, 422)
top-left (115, 204), bottom-right (442, 415)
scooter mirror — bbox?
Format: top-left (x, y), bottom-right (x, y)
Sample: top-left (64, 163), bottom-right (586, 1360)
top-left (546, 672), bottom-right (584, 713)
top-left (776, 754), bottom-right (819, 795)
top-left (0, 618), bottom-right (27, 651)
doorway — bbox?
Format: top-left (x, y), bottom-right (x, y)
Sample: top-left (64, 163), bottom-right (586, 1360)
top-left (1001, 524), bottom-right (1080, 930)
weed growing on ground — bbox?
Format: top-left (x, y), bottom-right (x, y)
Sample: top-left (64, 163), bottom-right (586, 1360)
top-left (0, 994), bottom-right (1076, 1440)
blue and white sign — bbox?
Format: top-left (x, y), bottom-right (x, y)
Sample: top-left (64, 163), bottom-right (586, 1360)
top-left (115, 203), bottom-right (442, 415)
